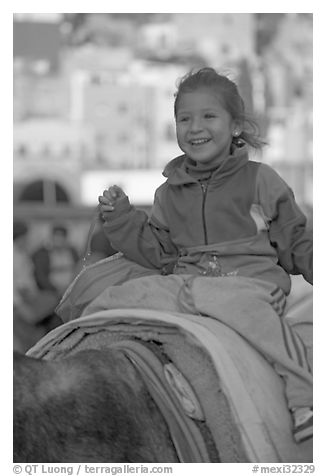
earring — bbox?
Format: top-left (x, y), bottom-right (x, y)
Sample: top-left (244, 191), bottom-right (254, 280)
top-left (233, 130), bottom-right (240, 137)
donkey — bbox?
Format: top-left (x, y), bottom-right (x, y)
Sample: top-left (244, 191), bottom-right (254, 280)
top-left (13, 350), bottom-right (178, 463)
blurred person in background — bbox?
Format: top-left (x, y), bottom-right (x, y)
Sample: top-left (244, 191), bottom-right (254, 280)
top-left (32, 223), bottom-right (79, 298)
top-left (13, 220), bottom-right (60, 353)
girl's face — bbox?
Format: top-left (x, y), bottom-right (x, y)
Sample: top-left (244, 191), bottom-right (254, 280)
top-left (175, 88), bottom-right (238, 166)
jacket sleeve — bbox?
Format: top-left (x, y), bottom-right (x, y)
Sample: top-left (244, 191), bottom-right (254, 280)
top-left (102, 185), bottom-right (178, 269)
top-left (256, 164), bottom-right (313, 284)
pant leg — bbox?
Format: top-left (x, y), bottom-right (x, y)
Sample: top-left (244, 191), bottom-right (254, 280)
top-left (58, 255), bottom-right (160, 322)
top-left (82, 274), bottom-right (187, 316)
top-left (178, 275), bottom-right (312, 409)
top-left (83, 272), bottom-right (312, 409)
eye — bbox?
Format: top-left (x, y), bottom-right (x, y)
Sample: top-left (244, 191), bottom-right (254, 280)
top-left (177, 116), bottom-right (189, 123)
top-left (204, 113), bottom-right (217, 119)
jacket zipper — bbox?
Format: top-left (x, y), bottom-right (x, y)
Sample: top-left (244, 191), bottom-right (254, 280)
top-left (200, 183), bottom-right (208, 244)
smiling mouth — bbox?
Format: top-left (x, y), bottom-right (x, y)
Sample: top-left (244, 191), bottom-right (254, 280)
top-left (189, 138), bottom-right (211, 146)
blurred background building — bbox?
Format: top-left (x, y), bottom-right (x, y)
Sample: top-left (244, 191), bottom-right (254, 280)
top-left (13, 13), bottom-right (313, 253)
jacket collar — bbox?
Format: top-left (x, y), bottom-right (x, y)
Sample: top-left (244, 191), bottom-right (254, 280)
top-left (162, 144), bottom-right (249, 185)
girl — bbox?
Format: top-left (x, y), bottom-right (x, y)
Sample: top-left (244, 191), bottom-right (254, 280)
top-left (98, 68), bottom-right (313, 444)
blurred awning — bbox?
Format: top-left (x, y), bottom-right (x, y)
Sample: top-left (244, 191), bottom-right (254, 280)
top-left (80, 169), bottom-right (164, 206)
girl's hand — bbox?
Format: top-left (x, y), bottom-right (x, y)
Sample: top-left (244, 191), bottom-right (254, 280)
top-left (98, 185), bottom-right (126, 213)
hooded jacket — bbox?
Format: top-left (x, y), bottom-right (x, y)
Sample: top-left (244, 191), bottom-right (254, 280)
top-left (102, 146), bottom-right (312, 295)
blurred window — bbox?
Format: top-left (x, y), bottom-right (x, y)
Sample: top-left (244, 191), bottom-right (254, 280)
top-left (221, 43), bottom-right (230, 55)
top-left (62, 145), bottom-right (72, 157)
top-left (17, 144), bottom-right (28, 156)
top-left (41, 144), bottom-right (51, 157)
top-left (20, 180), bottom-right (44, 201)
top-left (91, 75), bottom-right (101, 85)
top-left (118, 103), bottom-right (128, 113)
top-left (18, 180), bottom-right (70, 204)
top-left (118, 133), bottom-right (129, 143)
top-left (55, 184), bottom-right (69, 202)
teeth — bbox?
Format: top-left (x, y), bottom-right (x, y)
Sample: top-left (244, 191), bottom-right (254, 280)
top-left (190, 139), bottom-right (210, 145)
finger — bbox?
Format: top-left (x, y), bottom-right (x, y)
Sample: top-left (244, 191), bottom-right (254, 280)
top-left (100, 204), bottom-right (115, 212)
top-left (108, 186), bottom-right (118, 198)
top-left (111, 185), bottom-right (126, 199)
top-left (103, 189), bottom-right (116, 201)
top-left (102, 189), bottom-right (110, 198)
top-left (99, 195), bottom-right (114, 206)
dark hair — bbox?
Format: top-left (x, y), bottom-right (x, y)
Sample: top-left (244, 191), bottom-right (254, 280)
top-left (52, 224), bottom-right (68, 236)
top-left (174, 67), bottom-right (266, 150)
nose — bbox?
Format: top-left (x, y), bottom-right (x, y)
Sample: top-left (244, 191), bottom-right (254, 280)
top-left (189, 116), bottom-right (204, 133)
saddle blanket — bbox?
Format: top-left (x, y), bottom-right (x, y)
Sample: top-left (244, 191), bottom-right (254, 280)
top-left (28, 307), bottom-right (312, 463)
